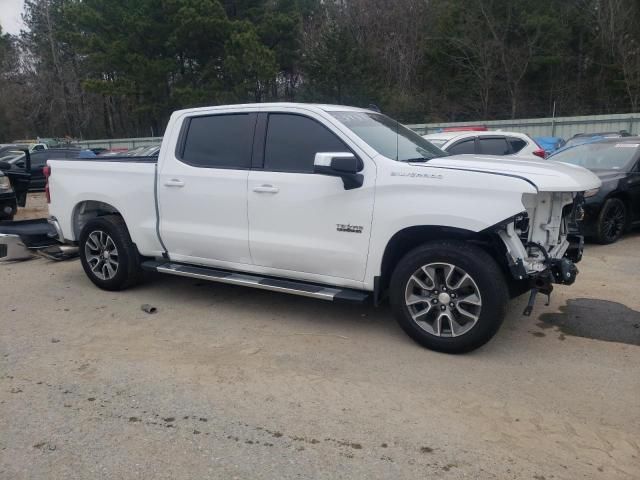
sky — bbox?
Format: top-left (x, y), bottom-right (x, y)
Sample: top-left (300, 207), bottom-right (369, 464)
top-left (0, 0), bottom-right (25, 35)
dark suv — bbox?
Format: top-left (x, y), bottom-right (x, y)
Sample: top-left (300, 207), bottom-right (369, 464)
top-left (5, 148), bottom-right (82, 190)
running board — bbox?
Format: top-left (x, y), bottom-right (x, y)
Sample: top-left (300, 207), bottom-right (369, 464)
top-left (141, 261), bottom-right (370, 304)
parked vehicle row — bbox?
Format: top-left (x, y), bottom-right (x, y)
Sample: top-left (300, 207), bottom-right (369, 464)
top-left (0, 103), bottom-right (601, 354)
top-left (547, 137), bottom-right (640, 244)
top-left (0, 148), bottom-right (95, 190)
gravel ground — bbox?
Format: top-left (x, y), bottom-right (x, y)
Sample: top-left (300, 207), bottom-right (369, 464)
top-left (1, 195), bottom-right (639, 479)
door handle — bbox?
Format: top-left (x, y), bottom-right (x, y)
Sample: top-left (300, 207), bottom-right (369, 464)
top-left (253, 184), bottom-right (279, 194)
top-left (164, 179), bottom-right (185, 187)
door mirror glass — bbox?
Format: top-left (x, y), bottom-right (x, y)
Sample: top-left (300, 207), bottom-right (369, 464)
top-left (314, 152), bottom-right (364, 190)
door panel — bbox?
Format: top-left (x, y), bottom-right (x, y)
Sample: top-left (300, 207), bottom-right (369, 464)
top-left (248, 171), bottom-right (375, 280)
top-left (158, 113), bottom-right (255, 266)
top-left (248, 113), bottom-right (375, 282)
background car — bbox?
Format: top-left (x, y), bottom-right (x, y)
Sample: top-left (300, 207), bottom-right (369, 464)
top-left (0, 170), bottom-right (17, 220)
top-left (3, 148), bottom-right (83, 190)
top-left (549, 137), bottom-right (640, 244)
top-left (561, 131), bottom-right (631, 151)
top-left (423, 128), bottom-right (547, 159)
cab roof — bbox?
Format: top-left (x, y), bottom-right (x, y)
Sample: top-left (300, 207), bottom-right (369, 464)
top-left (174, 102), bottom-right (375, 116)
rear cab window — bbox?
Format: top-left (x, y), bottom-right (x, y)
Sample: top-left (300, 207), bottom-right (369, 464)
top-left (180, 114), bottom-right (255, 169)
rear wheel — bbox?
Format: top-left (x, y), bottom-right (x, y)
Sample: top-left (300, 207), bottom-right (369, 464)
top-left (595, 198), bottom-right (626, 244)
top-left (389, 241), bottom-right (509, 353)
top-left (79, 215), bottom-right (143, 291)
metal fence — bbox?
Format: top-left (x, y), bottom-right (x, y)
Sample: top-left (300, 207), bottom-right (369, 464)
top-left (407, 112), bottom-right (640, 138)
top-left (74, 136), bottom-right (163, 150)
top-left (72, 112), bottom-right (640, 149)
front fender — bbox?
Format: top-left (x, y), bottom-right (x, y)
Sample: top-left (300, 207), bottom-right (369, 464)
top-left (364, 161), bottom-right (536, 287)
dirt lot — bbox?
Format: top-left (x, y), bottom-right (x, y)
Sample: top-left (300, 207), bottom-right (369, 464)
top-left (1, 194), bottom-right (639, 479)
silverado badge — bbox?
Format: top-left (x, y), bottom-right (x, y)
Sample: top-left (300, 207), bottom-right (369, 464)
top-left (337, 224), bottom-right (364, 234)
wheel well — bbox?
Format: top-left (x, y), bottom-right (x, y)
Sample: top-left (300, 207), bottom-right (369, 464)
top-left (72, 201), bottom-right (122, 239)
top-left (606, 192), bottom-right (632, 215)
top-left (378, 226), bottom-right (508, 296)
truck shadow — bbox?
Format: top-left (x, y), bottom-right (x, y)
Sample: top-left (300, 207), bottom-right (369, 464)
top-left (538, 298), bottom-right (640, 346)
top-left (145, 272), bottom-right (403, 336)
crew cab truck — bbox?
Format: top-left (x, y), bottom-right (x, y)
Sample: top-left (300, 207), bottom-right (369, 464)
top-left (35, 103), bottom-right (600, 353)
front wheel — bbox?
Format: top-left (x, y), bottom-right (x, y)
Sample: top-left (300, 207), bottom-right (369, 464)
top-left (389, 241), bottom-right (509, 353)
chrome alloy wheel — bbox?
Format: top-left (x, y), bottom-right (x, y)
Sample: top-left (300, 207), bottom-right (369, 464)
top-left (404, 262), bottom-right (482, 337)
top-left (84, 230), bottom-right (119, 280)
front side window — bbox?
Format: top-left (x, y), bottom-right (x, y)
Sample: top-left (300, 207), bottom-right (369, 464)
top-left (264, 114), bottom-right (348, 173)
top-left (330, 111), bottom-right (446, 162)
top-left (448, 139), bottom-right (476, 155)
top-left (181, 114), bottom-right (254, 169)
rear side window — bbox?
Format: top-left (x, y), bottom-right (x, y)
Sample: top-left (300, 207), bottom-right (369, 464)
top-left (478, 137), bottom-right (510, 155)
top-left (264, 114), bottom-right (348, 173)
top-left (507, 137), bottom-right (527, 153)
top-left (181, 114), bottom-right (254, 169)
top-left (447, 139), bottom-right (475, 155)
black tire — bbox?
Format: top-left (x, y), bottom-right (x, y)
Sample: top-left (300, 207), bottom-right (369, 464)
top-left (595, 198), bottom-right (626, 244)
top-left (79, 215), bottom-right (143, 291)
top-left (389, 241), bottom-right (509, 354)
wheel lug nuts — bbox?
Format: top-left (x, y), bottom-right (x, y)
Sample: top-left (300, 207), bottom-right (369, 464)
top-left (433, 290), bottom-right (438, 295)
top-left (451, 293), bottom-right (456, 298)
top-left (432, 299), bottom-right (438, 304)
top-left (440, 305), bottom-right (446, 311)
top-left (442, 287), bottom-right (447, 292)
top-left (450, 302), bottom-right (455, 308)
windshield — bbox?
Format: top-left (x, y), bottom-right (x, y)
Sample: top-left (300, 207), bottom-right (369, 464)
top-left (425, 138), bottom-right (447, 147)
top-left (551, 141), bottom-right (639, 170)
top-left (330, 111), bottom-right (446, 162)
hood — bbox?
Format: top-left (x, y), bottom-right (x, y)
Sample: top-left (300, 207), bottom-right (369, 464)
top-left (420, 154), bottom-right (602, 192)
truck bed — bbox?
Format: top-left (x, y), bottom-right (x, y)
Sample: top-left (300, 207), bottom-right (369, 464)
top-left (47, 157), bottom-right (164, 257)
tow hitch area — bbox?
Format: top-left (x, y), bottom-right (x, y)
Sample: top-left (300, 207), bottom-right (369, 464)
top-left (522, 258), bottom-right (579, 316)
top-left (0, 218), bottom-right (77, 261)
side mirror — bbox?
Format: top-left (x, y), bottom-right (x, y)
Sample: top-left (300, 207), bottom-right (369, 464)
top-left (314, 152), bottom-right (364, 190)
top-left (0, 161), bottom-right (10, 170)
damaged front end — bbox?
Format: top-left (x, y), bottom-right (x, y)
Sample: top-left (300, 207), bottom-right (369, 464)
top-left (495, 191), bottom-right (587, 315)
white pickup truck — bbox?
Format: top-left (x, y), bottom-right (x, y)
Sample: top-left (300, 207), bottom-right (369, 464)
top-left (8, 103), bottom-right (602, 353)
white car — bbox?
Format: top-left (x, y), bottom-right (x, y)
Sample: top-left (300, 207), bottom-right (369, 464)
top-left (423, 130), bottom-right (547, 160)
top-left (1, 103), bottom-right (601, 353)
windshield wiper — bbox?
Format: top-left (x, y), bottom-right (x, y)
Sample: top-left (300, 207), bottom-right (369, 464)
top-left (403, 157), bottom-right (431, 163)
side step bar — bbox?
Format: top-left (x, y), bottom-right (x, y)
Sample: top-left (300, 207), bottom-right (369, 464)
top-left (141, 260), bottom-right (370, 304)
